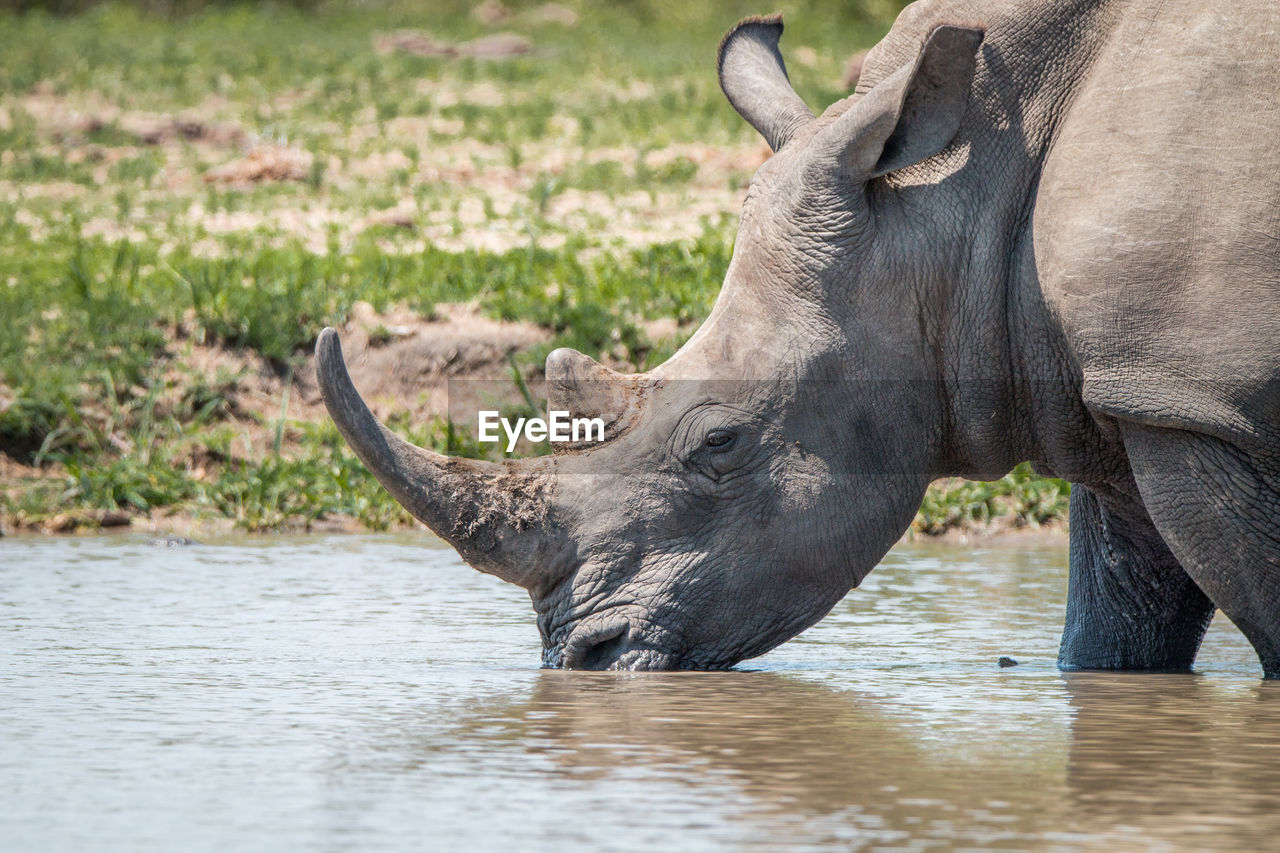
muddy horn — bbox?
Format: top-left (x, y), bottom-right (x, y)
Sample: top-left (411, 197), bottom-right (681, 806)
top-left (314, 328), bottom-right (561, 590)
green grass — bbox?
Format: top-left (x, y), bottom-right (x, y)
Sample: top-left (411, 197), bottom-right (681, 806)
top-left (0, 0), bottom-right (1070, 534)
top-left (0, 217), bottom-right (731, 458)
top-left (0, 215), bottom-right (734, 530)
top-left (913, 464), bottom-right (1071, 537)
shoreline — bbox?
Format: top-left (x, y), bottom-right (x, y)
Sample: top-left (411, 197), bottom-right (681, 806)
top-left (0, 504), bottom-right (1069, 541)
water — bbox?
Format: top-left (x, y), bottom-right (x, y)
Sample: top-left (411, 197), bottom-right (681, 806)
top-left (2, 533), bottom-right (1277, 852)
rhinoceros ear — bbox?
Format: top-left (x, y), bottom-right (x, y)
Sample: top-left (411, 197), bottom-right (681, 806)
top-left (814, 24), bottom-right (984, 180)
top-left (718, 13), bottom-right (815, 152)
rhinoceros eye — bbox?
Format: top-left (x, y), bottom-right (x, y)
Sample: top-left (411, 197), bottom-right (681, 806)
top-left (705, 429), bottom-right (737, 451)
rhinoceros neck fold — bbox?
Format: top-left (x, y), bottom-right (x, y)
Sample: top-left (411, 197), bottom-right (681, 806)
top-left (863, 1), bottom-right (1131, 482)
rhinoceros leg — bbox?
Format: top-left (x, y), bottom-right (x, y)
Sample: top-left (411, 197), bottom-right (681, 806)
top-left (1058, 484), bottom-right (1215, 672)
top-left (1122, 423), bottom-right (1280, 679)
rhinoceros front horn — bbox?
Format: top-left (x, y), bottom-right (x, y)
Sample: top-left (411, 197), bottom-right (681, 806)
top-left (314, 328), bottom-right (560, 591)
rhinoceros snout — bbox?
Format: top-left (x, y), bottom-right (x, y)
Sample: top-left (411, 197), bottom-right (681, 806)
top-left (557, 617), bottom-right (692, 670)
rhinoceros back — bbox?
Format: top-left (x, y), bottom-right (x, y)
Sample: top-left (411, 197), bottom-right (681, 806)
top-left (1034, 0), bottom-right (1280, 450)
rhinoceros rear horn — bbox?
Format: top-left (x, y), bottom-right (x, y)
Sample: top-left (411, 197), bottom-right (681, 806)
top-left (718, 14), bottom-right (815, 152)
top-left (315, 328), bottom-right (561, 591)
top-left (544, 347), bottom-right (643, 448)
top-left (813, 23), bottom-right (985, 180)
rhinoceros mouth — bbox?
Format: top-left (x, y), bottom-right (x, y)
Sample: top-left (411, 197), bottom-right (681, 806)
top-left (547, 627), bottom-right (744, 671)
top-left (545, 615), bottom-right (689, 671)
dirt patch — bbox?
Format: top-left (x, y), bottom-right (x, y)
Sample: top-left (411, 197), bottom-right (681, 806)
top-left (365, 201), bottom-right (417, 229)
top-left (472, 0), bottom-right (509, 25)
top-left (123, 114), bottom-right (244, 147)
top-left (472, 1), bottom-right (578, 28)
top-left (0, 452), bottom-right (60, 483)
top-left (33, 508), bottom-right (133, 533)
top-left (2, 504), bottom-right (369, 537)
top-left (292, 301), bottom-right (550, 426)
top-left (525, 3), bottom-right (578, 27)
top-left (0, 179), bottom-right (87, 204)
top-left (170, 302), bottom-right (551, 430)
top-left (375, 30), bottom-right (533, 59)
top-left (204, 143), bottom-right (313, 185)
top-left (909, 518), bottom-right (1068, 545)
top-left (21, 92), bottom-right (244, 149)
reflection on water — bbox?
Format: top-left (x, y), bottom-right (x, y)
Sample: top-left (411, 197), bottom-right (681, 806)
top-left (1064, 674), bottom-right (1280, 847)
top-left (1, 534), bottom-right (1275, 851)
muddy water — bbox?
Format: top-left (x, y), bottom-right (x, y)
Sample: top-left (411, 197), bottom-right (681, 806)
top-left (3, 534), bottom-right (1277, 851)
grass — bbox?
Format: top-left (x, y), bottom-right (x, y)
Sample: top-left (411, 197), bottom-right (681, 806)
top-left (913, 464), bottom-right (1071, 537)
top-left (0, 212), bottom-right (733, 531)
top-left (0, 0), bottom-right (1069, 535)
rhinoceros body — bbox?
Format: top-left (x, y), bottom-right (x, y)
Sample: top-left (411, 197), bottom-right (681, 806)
top-left (318, 0), bottom-right (1280, 676)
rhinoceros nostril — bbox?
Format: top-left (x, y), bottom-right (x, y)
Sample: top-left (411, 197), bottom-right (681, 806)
top-left (582, 631), bottom-right (629, 670)
top-left (565, 622), bottom-right (630, 670)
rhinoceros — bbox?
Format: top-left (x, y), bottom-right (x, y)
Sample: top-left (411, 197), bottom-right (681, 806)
top-left (316, 0), bottom-right (1280, 676)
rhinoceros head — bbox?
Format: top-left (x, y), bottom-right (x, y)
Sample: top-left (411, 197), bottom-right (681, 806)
top-left (317, 15), bottom-right (985, 669)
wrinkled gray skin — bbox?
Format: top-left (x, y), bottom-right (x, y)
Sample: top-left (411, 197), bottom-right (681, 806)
top-left (317, 0), bottom-right (1280, 675)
